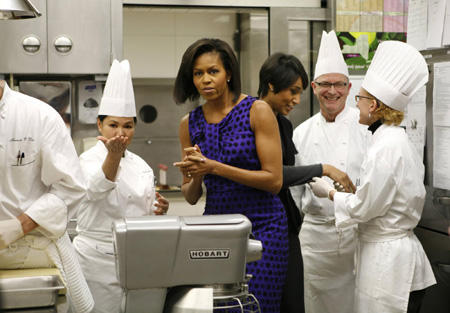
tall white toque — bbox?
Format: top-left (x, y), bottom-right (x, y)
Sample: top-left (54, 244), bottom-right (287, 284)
top-left (362, 41), bottom-right (428, 112)
top-left (314, 30), bottom-right (349, 80)
top-left (99, 59), bottom-right (136, 117)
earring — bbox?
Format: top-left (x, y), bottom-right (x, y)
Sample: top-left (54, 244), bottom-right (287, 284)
top-left (270, 88), bottom-right (274, 91)
top-left (369, 113), bottom-right (371, 118)
top-left (227, 79), bottom-right (230, 82)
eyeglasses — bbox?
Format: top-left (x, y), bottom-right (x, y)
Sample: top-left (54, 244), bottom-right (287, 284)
top-left (314, 81), bottom-right (348, 90)
top-left (355, 95), bottom-right (374, 102)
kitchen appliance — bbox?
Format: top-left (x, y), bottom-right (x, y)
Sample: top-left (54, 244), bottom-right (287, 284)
top-left (414, 48), bottom-right (450, 312)
top-left (112, 214), bottom-right (263, 313)
top-left (19, 81), bottom-right (72, 133)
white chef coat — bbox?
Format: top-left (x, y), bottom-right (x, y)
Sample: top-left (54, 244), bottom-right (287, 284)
top-left (73, 140), bottom-right (157, 313)
top-left (0, 82), bottom-right (93, 313)
top-left (291, 105), bottom-right (370, 313)
top-left (334, 123), bottom-right (436, 313)
top-left (0, 82), bottom-right (86, 234)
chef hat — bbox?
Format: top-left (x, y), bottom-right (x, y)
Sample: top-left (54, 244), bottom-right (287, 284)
top-left (314, 30), bottom-right (349, 80)
top-left (99, 59), bottom-right (136, 117)
top-left (362, 41), bottom-right (428, 112)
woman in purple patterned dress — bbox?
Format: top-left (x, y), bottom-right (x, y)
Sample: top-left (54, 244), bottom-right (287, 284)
top-left (173, 38), bottom-right (288, 312)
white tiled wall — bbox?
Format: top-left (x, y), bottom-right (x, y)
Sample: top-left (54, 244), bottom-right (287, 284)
top-left (123, 8), bottom-right (237, 78)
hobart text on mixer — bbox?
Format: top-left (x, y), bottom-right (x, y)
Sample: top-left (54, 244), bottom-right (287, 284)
top-left (189, 249), bottom-right (230, 259)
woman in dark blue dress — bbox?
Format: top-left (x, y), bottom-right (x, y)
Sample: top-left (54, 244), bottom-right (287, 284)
top-left (173, 38), bottom-right (288, 312)
top-left (257, 53), bottom-right (355, 313)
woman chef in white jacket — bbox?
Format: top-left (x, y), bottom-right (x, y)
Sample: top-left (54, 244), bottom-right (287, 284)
top-left (309, 41), bottom-right (436, 313)
top-left (73, 60), bottom-right (169, 313)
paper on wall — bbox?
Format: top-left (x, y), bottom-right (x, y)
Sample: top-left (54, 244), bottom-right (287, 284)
top-left (432, 62), bottom-right (450, 127)
top-left (406, 86), bottom-right (427, 160)
top-left (443, 0), bottom-right (450, 46)
top-left (406, 0), bottom-right (428, 51)
top-left (426, 0), bottom-right (447, 49)
top-left (433, 62), bottom-right (450, 189)
top-left (348, 75), bottom-right (364, 110)
top-left (433, 126), bottom-right (450, 190)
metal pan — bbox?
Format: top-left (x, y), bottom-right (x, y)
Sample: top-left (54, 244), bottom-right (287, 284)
top-left (0, 275), bottom-right (64, 309)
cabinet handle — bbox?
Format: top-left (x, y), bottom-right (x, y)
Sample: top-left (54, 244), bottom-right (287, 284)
top-left (435, 262), bottom-right (450, 273)
top-left (432, 196), bottom-right (450, 206)
top-left (54, 36), bottom-right (73, 54)
top-left (22, 36), bottom-right (41, 54)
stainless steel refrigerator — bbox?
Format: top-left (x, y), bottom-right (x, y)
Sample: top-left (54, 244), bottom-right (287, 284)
top-left (414, 48), bottom-right (450, 312)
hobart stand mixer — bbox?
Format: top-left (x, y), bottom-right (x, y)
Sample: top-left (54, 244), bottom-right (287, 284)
top-left (112, 214), bottom-right (263, 313)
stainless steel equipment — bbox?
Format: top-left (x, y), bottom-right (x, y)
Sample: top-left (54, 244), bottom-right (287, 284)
top-left (112, 214), bottom-right (263, 313)
top-left (414, 48), bottom-right (450, 312)
top-left (0, 275), bottom-right (64, 309)
top-left (0, 0), bottom-right (122, 74)
top-left (19, 81), bottom-right (72, 133)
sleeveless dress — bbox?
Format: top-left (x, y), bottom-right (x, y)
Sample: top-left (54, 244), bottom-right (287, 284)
top-left (188, 95), bottom-right (289, 312)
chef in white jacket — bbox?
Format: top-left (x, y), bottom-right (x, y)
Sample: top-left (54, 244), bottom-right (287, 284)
top-left (73, 60), bottom-right (169, 313)
top-left (310, 41), bottom-right (436, 313)
top-left (290, 30), bottom-right (370, 313)
top-left (0, 80), bottom-right (94, 313)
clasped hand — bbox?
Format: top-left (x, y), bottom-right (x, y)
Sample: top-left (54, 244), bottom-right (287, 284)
top-left (173, 145), bottom-right (209, 179)
top-left (309, 177), bottom-right (335, 199)
top-left (0, 218), bottom-right (24, 250)
top-left (324, 165), bottom-right (356, 193)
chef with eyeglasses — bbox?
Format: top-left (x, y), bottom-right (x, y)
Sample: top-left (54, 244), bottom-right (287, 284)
top-left (309, 40), bottom-right (436, 313)
top-left (291, 30), bottom-right (371, 313)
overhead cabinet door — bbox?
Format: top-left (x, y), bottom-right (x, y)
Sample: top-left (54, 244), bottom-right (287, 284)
top-left (0, 0), bottom-right (112, 74)
top-left (0, 0), bottom-right (47, 74)
top-left (47, 0), bottom-right (111, 74)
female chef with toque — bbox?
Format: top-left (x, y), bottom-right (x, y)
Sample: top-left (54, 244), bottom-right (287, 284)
top-left (309, 41), bottom-right (436, 313)
top-left (73, 60), bottom-right (169, 313)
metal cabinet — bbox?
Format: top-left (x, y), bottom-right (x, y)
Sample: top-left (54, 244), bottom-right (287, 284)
top-left (0, 0), bottom-right (120, 74)
top-left (416, 48), bottom-right (450, 313)
top-left (414, 227), bottom-right (450, 313)
top-left (0, 0), bottom-right (47, 73)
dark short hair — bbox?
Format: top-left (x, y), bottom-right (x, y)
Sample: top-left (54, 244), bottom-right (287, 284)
top-left (98, 115), bottom-right (137, 124)
top-left (257, 52), bottom-right (309, 98)
top-left (173, 38), bottom-right (241, 104)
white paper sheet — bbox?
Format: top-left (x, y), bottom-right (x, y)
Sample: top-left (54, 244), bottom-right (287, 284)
top-left (348, 75), bottom-right (364, 110)
top-left (433, 62), bottom-right (450, 127)
top-left (433, 62), bottom-right (450, 189)
top-left (406, 86), bottom-right (427, 160)
top-left (443, 0), bottom-right (450, 46)
top-left (407, 0), bottom-right (428, 51)
top-left (426, 0), bottom-right (447, 49)
top-left (433, 126), bottom-right (450, 189)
